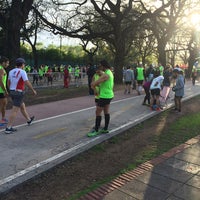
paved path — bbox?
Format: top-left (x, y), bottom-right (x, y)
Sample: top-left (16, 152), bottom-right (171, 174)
top-left (0, 81), bottom-right (200, 198)
top-left (81, 136), bottom-right (200, 200)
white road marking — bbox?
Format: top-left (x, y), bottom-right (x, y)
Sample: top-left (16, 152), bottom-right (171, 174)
top-left (1, 86), bottom-right (200, 188)
top-left (0, 110), bottom-right (151, 187)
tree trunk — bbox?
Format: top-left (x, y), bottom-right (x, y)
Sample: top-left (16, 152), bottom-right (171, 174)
top-left (32, 45), bottom-right (38, 69)
top-left (2, 0), bottom-right (33, 66)
top-left (5, 27), bottom-right (21, 64)
top-left (187, 48), bottom-right (198, 78)
top-left (157, 41), bottom-right (167, 67)
top-left (114, 45), bottom-right (125, 84)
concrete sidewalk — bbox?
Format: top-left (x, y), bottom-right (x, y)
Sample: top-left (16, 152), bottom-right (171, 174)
top-left (80, 136), bottom-right (200, 200)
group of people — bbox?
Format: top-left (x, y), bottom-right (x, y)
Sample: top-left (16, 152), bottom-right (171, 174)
top-left (123, 64), bottom-right (185, 113)
top-left (31, 64), bottom-right (86, 88)
top-left (0, 56), bottom-right (114, 136)
top-left (0, 56), bottom-right (36, 134)
top-left (0, 55), bottom-right (186, 136)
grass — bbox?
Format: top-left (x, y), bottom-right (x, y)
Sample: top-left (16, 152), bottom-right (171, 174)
top-left (7, 85), bottom-right (198, 200)
top-left (68, 106), bottom-right (200, 200)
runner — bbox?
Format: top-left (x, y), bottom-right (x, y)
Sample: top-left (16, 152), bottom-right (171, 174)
top-left (63, 65), bottom-right (70, 88)
top-left (135, 65), bottom-right (145, 95)
top-left (87, 63), bottom-right (96, 95)
top-left (5, 58), bottom-right (37, 134)
top-left (123, 66), bottom-right (134, 94)
top-left (150, 72), bottom-right (164, 111)
top-left (172, 68), bottom-right (185, 113)
top-left (89, 65), bottom-right (104, 132)
top-left (191, 66), bottom-right (197, 86)
top-left (87, 60), bottom-right (114, 137)
top-left (0, 56), bottom-right (9, 125)
top-left (159, 65), bottom-right (172, 107)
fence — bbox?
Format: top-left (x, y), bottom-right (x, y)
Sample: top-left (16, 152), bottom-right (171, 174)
top-left (27, 72), bottom-right (88, 88)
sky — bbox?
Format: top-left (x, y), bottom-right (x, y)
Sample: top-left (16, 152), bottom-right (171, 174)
top-left (37, 30), bottom-right (80, 47)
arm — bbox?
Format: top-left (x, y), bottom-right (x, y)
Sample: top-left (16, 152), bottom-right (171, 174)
top-left (91, 75), bottom-right (95, 90)
top-left (25, 80), bottom-right (37, 95)
top-left (173, 78), bottom-right (184, 91)
top-left (0, 69), bottom-right (8, 96)
top-left (91, 73), bottom-right (109, 87)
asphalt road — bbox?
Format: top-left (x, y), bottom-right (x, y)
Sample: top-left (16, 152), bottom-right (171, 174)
top-left (0, 81), bottom-right (200, 194)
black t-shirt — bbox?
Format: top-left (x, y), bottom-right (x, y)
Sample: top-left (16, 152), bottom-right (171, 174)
top-left (163, 71), bottom-right (171, 86)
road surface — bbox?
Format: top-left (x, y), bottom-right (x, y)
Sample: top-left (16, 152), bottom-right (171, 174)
top-left (0, 81), bottom-right (200, 194)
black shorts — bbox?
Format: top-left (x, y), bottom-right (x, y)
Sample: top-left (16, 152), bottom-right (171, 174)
top-left (175, 95), bottom-right (182, 99)
top-left (10, 90), bottom-right (25, 107)
top-left (48, 77), bottom-right (53, 82)
top-left (151, 88), bottom-right (160, 96)
top-left (97, 98), bottom-right (112, 107)
top-left (125, 81), bottom-right (132, 85)
top-left (0, 93), bottom-right (6, 99)
top-left (95, 98), bottom-right (99, 104)
top-left (137, 80), bottom-right (143, 85)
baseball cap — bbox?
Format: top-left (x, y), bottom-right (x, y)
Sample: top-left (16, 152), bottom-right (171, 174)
top-left (16, 57), bottom-right (26, 65)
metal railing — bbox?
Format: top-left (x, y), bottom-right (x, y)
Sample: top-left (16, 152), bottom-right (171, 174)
top-left (27, 72), bottom-right (88, 88)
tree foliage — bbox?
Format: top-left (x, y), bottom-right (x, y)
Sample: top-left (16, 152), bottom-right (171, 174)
top-left (33, 0), bottom-right (178, 83)
top-left (0, 0), bottom-right (34, 65)
top-left (1, 0), bottom-right (200, 79)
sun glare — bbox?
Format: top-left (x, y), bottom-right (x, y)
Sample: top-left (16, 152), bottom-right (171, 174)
top-left (190, 13), bottom-right (200, 26)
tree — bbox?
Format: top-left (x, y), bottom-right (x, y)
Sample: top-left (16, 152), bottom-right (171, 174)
top-left (80, 39), bottom-right (99, 64)
top-left (0, 0), bottom-right (34, 64)
top-left (150, 0), bottom-right (187, 67)
top-left (130, 30), bottom-right (157, 66)
top-left (21, 1), bottom-right (45, 69)
top-left (33, 0), bottom-right (176, 83)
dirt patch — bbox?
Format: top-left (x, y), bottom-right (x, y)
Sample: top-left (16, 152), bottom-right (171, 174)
top-left (1, 93), bottom-right (200, 200)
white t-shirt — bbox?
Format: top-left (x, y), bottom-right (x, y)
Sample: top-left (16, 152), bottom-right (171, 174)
top-left (150, 76), bottom-right (164, 90)
top-left (8, 68), bottom-right (28, 91)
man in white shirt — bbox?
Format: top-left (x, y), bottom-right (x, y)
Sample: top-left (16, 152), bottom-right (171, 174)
top-left (150, 73), bottom-right (164, 111)
top-left (5, 58), bottom-right (37, 134)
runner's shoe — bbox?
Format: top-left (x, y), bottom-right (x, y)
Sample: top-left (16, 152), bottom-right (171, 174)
top-left (99, 128), bottom-right (109, 134)
top-left (90, 126), bottom-right (95, 132)
top-left (5, 127), bottom-right (17, 134)
top-left (27, 116), bottom-right (35, 126)
top-left (87, 130), bottom-right (99, 137)
top-left (156, 107), bottom-right (161, 111)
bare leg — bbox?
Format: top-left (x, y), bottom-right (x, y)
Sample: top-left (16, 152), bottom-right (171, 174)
top-left (127, 84), bottom-right (131, 93)
top-left (177, 97), bottom-right (181, 111)
top-left (20, 102), bottom-right (31, 121)
top-left (0, 98), bottom-right (7, 119)
top-left (156, 95), bottom-right (160, 107)
top-left (7, 106), bottom-right (20, 127)
top-left (174, 96), bottom-right (178, 109)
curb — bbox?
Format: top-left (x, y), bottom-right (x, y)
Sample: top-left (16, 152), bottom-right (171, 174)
top-left (79, 135), bottom-right (200, 200)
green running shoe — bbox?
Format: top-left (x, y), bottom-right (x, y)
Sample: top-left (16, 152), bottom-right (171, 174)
top-left (87, 130), bottom-right (99, 137)
top-left (99, 128), bottom-right (109, 134)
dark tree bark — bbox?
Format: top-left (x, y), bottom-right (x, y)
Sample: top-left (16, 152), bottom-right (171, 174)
top-left (0, 0), bottom-right (33, 65)
top-left (157, 41), bottom-right (167, 67)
